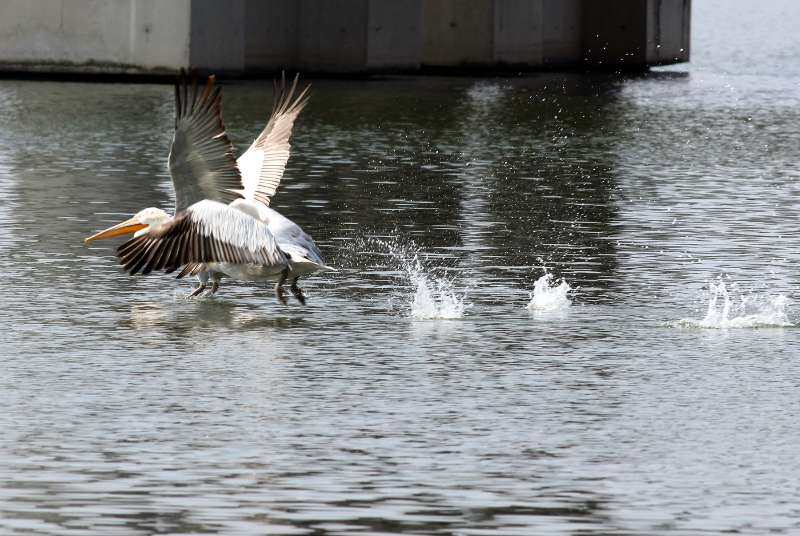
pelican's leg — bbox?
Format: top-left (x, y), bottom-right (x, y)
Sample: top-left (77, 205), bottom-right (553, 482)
top-left (275, 268), bottom-right (289, 305)
top-left (207, 271), bottom-right (222, 295)
top-left (189, 271), bottom-right (209, 298)
top-left (189, 283), bottom-right (207, 297)
top-left (290, 277), bottom-right (306, 305)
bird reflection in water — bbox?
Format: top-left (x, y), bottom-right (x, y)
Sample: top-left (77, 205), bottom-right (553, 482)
top-left (123, 300), bottom-right (308, 337)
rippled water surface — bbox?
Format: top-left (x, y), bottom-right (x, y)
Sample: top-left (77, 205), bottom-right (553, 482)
top-left (2, 1), bottom-right (800, 534)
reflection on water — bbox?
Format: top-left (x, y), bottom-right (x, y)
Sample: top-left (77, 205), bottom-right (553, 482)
top-left (3, 1), bottom-right (800, 534)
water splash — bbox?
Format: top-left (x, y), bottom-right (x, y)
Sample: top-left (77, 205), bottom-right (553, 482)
top-left (373, 237), bottom-right (470, 320)
top-left (527, 272), bottom-right (572, 313)
top-left (407, 257), bottom-right (469, 320)
top-left (676, 277), bottom-right (793, 329)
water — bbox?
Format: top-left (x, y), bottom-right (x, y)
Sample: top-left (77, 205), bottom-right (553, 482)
top-left (2, 1), bottom-right (800, 534)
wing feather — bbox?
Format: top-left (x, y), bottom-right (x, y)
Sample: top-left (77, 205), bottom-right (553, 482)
top-left (169, 72), bottom-right (244, 212)
top-left (163, 236), bottom-right (181, 272)
top-left (237, 72), bottom-right (310, 206)
top-left (126, 239), bottom-right (156, 275)
top-left (176, 263), bottom-right (196, 279)
top-left (155, 235), bottom-right (177, 272)
top-left (116, 200), bottom-right (287, 276)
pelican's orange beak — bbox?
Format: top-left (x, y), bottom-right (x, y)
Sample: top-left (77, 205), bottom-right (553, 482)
top-left (84, 217), bottom-right (147, 243)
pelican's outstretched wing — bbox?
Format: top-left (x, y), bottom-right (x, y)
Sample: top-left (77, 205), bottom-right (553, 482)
top-left (237, 73), bottom-right (310, 206)
top-left (169, 73), bottom-right (244, 212)
top-left (116, 200), bottom-right (287, 276)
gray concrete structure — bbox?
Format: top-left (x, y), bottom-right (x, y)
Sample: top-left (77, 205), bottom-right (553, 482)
top-left (0, 0), bottom-right (690, 76)
top-left (0, 0), bottom-right (191, 73)
top-left (583, 0), bottom-right (691, 68)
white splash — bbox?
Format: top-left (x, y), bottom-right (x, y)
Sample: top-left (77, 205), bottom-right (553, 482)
top-left (527, 272), bottom-right (572, 312)
top-left (407, 256), bottom-right (469, 320)
top-left (374, 237), bottom-right (470, 320)
top-left (676, 277), bottom-right (793, 329)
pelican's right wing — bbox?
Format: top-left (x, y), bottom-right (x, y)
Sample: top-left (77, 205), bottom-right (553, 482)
top-left (237, 73), bottom-right (310, 206)
top-left (169, 74), bottom-right (244, 213)
top-left (116, 200), bottom-right (287, 275)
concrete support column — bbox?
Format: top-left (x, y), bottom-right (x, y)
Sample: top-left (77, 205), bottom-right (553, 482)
top-left (541, 0), bottom-right (582, 65)
top-left (189, 0), bottom-right (245, 73)
top-left (296, 0), bottom-right (369, 72)
top-left (420, 0), bottom-right (584, 69)
top-left (366, 0), bottom-right (422, 70)
top-left (244, 0), bottom-right (298, 72)
top-left (0, 0), bottom-right (191, 73)
top-left (646, 0), bottom-right (691, 65)
top-left (421, 0), bottom-right (494, 66)
top-left (582, 0), bottom-right (690, 68)
top-left (492, 0), bottom-right (583, 67)
top-left (423, 0), bottom-right (689, 70)
top-left (0, 0), bottom-right (690, 75)
top-left (238, 0), bottom-right (423, 73)
top-left (493, 0), bottom-right (544, 65)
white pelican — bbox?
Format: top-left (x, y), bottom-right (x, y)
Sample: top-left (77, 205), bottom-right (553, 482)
top-left (85, 73), bottom-right (330, 304)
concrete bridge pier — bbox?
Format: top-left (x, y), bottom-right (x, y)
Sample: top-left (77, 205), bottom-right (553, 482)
top-left (0, 0), bottom-right (691, 76)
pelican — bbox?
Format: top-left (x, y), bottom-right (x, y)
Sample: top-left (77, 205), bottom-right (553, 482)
top-left (85, 73), bottom-right (330, 304)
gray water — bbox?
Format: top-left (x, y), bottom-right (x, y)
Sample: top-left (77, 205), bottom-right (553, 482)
top-left (2, 1), bottom-right (800, 534)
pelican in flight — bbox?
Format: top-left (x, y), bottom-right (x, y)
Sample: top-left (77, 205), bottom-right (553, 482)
top-left (85, 73), bottom-right (330, 304)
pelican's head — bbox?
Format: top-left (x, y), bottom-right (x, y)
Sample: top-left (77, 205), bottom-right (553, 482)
top-left (84, 207), bottom-right (170, 243)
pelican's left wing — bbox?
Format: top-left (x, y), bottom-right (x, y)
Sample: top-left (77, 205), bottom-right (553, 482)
top-left (169, 73), bottom-right (244, 212)
top-left (116, 200), bottom-right (287, 276)
top-left (237, 73), bottom-right (310, 206)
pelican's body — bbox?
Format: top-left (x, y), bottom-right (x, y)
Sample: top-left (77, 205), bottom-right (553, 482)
top-left (195, 200), bottom-right (331, 302)
top-left (208, 262), bottom-right (287, 281)
top-left (86, 73), bottom-right (329, 304)
top-left (237, 200), bottom-right (328, 276)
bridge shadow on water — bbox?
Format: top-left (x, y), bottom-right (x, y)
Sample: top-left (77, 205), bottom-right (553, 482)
top-left (0, 72), bottom-right (666, 308)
